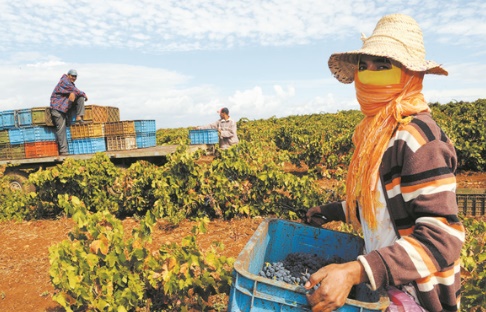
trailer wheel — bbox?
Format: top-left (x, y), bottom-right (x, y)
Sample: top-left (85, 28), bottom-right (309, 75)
top-left (5, 171), bottom-right (36, 193)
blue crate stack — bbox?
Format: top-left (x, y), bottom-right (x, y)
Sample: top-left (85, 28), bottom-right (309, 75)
top-left (134, 120), bottom-right (156, 148)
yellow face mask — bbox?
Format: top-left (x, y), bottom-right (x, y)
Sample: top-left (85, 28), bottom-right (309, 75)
top-left (357, 64), bottom-right (402, 86)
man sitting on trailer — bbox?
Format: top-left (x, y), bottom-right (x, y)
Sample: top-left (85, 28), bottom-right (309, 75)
top-left (50, 69), bottom-right (88, 156)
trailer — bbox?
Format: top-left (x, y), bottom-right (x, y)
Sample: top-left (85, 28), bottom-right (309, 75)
top-left (0, 144), bottom-right (212, 192)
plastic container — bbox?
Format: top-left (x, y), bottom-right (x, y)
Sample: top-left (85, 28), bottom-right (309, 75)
top-left (134, 120), bottom-right (156, 134)
top-left (31, 107), bottom-right (54, 126)
top-left (84, 105), bottom-right (108, 123)
top-left (22, 126), bottom-right (57, 143)
top-left (136, 133), bottom-right (156, 148)
top-left (189, 129), bottom-right (219, 144)
top-left (0, 143), bottom-right (25, 159)
top-left (0, 130), bottom-right (9, 144)
top-left (25, 141), bottom-right (59, 158)
top-left (106, 135), bottom-right (137, 151)
top-left (106, 106), bottom-right (120, 122)
top-left (2, 110), bottom-right (17, 129)
top-left (17, 109), bottom-right (32, 127)
top-left (70, 137), bottom-right (106, 154)
top-left (228, 218), bottom-right (389, 311)
top-left (8, 128), bottom-right (24, 144)
top-left (70, 123), bottom-right (105, 139)
top-left (104, 121), bottom-right (136, 136)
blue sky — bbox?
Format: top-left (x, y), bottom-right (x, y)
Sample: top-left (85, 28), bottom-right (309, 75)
top-left (0, 0), bottom-right (485, 129)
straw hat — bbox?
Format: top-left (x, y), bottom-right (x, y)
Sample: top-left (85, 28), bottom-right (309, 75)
top-left (328, 13), bottom-right (448, 84)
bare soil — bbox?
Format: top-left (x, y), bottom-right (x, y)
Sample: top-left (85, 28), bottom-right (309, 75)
top-left (0, 171), bottom-right (484, 312)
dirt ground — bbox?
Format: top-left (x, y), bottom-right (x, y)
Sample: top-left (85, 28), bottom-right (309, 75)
top-left (0, 171), bottom-right (484, 312)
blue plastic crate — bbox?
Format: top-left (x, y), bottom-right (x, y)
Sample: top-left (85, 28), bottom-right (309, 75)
top-left (134, 120), bottom-right (156, 134)
top-left (189, 129), bottom-right (219, 144)
top-left (70, 137), bottom-right (106, 154)
top-left (1, 110), bottom-right (17, 129)
top-left (17, 109), bottom-right (32, 127)
top-left (228, 219), bottom-right (389, 311)
top-left (22, 126), bottom-right (56, 143)
top-left (136, 133), bottom-right (156, 148)
top-left (8, 128), bottom-right (24, 144)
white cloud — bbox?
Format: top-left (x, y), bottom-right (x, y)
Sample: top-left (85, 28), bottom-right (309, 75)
top-left (1, 0), bottom-right (485, 53)
top-left (0, 0), bottom-right (485, 130)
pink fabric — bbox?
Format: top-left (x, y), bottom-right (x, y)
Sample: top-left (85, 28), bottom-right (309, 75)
top-left (385, 287), bottom-right (427, 312)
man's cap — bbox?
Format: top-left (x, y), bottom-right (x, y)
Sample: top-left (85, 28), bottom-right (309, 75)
top-left (217, 107), bottom-right (229, 114)
top-left (67, 69), bottom-right (78, 76)
top-left (328, 13), bottom-right (448, 84)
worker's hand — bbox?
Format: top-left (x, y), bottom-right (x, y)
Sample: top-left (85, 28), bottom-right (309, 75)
top-left (84, 95), bottom-right (88, 101)
top-left (68, 93), bottom-right (75, 102)
top-left (305, 202), bottom-right (346, 227)
top-left (305, 261), bottom-right (366, 312)
top-left (305, 205), bottom-right (328, 227)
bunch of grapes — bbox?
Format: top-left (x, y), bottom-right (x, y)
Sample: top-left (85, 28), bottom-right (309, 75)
top-left (258, 253), bottom-right (344, 289)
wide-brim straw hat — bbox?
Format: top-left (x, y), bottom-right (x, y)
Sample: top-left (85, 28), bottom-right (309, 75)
top-left (328, 13), bottom-right (448, 84)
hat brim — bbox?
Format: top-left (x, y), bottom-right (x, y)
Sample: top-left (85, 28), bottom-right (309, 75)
top-left (328, 49), bottom-right (448, 84)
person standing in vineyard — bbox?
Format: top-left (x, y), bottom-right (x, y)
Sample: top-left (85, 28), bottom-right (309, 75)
top-left (50, 69), bottom-right (88, 156)
top-left (304, 14), bottom-right (464, 312)
top-left (196, 107), bottom-right (239, 150)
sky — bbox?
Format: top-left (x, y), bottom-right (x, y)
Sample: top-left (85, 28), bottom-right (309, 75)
top-left (0, 0), bottom-right (485, 129)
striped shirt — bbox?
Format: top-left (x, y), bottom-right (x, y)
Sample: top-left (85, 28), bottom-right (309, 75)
top-left (357, 112), bottom-right (464, 312)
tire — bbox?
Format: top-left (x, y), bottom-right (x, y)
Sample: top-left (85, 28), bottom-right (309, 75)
top-left (5, 171), bottom-right (36, 193)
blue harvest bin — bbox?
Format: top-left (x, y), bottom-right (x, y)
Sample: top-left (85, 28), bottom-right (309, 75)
top-left (2, 110), bottom-right (17, 129)
top-left (17, 109), bottom-right (33, 127)
top-left (22, 126), bottom-right (56, 142)
top-left (189, 129), bottom-right (219, 144)
top-left (8, 128), bottom-right (24, 144)
top-left (134, 120), bottom-right (156, 134)
top-left (70, 137), bottom-right (106, 154)
top-left (136, 132), bottom-right (156, 148)
top-left (228, 218), bottom-right (389, 311)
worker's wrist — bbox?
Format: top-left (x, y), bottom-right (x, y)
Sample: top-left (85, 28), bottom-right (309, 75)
top-left (350, 260), bottom-right (368, 285)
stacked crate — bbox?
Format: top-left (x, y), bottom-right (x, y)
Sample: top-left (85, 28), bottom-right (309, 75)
top-left (134, 120), bottom-right (156, 148)
top-left (69, 123), bottom-right (106, 154)
top-left (23, 126), bottom-right (58, 158)
top-left (104, 120), bottom-right (156, 151)
top-left (106, 106), bottom-right (120, 122)
top-left (68, 105), bottom-right (112, 155)
top-left (0, 108), bottom-right (59, 159)
top-left (104, 121), bottom-right (137, 151)
top-left (31, 107), bottom-right (54, 126)
top-left (1, 110), bottom-right (17, 130)
top-left (0, 105), bottom-right (157, 159)
top-left (3, 125), bottom-right (58, 158)
top-left (0, 129), bottom-right (25, 159)
top-left (83, 105), bottom-right (108, 123)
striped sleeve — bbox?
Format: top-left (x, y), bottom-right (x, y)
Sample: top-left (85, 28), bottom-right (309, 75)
top-left (360, 113), bottom-right (465, 311)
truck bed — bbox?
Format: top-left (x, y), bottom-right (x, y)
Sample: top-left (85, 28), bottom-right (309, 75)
top-left (0, 144), bottom-right (210, 168)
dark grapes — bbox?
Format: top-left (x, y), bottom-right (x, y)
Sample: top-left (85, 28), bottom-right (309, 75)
top-left (258, 253), bottom-right (344, 289)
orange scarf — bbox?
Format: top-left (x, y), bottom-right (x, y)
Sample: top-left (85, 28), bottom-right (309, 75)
top-left (346, 69), bottom-right (429, 229)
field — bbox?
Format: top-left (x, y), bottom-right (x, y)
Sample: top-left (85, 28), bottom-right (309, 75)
top-left (1, 100), bottom-right (484, 311)
top-left (0, 169), bottom-right (484, 312)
